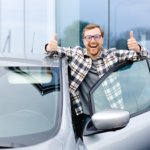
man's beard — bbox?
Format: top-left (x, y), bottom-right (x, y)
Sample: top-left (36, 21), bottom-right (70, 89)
top-left (87, 45), bottom-right (101, 56)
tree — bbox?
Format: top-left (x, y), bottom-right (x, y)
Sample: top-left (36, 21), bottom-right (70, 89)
top-left (110, 27), bottom-right (150, 49)
top-left (58, 20), bottom-right (89, 47)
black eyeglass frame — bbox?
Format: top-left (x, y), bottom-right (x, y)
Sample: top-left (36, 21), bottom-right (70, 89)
top-left (83, 34), bottom-right (103, 41)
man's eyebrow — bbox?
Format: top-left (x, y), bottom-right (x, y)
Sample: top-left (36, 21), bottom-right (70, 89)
top-left (85, 34), bottom-right (100, 36)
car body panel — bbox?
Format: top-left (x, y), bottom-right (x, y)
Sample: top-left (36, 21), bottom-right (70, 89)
top-left (0, 54), bottom-right (59, 67)
top-left (83, 111), bottom-right (150, 150)
top-left (76, 138), bottom-right (88, 150)
top-left (13, 139), bottom-right (63, 150)
top-left (59, 59), bottom-right (88, 150)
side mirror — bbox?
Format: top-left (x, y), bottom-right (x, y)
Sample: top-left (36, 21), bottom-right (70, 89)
top-left (92, 109), bottom-right (130, 130)
top-left (83, 109), bottom-right (130, 136)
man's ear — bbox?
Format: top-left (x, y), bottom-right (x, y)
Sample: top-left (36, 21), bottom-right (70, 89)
top-left (83, 39), bottom-right (86, 46)
top-left (102, 37), bottom-right (104, 44)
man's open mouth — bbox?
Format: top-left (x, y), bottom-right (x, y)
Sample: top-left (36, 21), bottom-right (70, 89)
top-left (90, 45), bottom-right (97, 48)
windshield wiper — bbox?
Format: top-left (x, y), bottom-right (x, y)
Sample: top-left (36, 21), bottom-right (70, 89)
top-left (0, 142), bottom-right (25, 149)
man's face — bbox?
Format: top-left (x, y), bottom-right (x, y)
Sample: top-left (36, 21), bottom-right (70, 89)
top-left (83, 28), bottom-right (104, 59)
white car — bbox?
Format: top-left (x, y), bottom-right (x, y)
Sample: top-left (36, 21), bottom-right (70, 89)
top-left (0, 54), bottom-right (150, 150)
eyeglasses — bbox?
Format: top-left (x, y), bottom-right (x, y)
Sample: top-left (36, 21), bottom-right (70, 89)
top-left (83, 34), bottom-right (102, 42)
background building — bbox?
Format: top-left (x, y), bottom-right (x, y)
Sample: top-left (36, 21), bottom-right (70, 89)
top-left (0, 0), bottom-right (150, 53)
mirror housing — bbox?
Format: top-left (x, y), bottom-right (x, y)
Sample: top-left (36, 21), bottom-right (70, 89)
top-left (83, 109), bottom-right (130, 136)
top-left (92, 109), bottom-right (130, 130)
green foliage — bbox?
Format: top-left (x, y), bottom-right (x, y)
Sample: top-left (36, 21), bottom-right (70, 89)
top-left (58, 20), bottom-right (89, 47)
top-left (79, 21), bottom-right (90, 47)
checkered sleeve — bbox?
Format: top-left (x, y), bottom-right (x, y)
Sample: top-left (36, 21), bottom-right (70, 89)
top-left (44, 45), bottom-right (81, 61)
top-left (102, 72), bottom-right (124, 109)
top-left (70, 90), bottom-right (83, 116)
top-left (114, 45), bottom-right (150, 63)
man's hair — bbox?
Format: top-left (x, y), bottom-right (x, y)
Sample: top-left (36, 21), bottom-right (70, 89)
top-left (82, 24), bottom-right (104, 38)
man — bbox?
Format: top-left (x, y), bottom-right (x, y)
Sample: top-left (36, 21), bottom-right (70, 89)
top-left (44, 24), bottom-right (150, 136)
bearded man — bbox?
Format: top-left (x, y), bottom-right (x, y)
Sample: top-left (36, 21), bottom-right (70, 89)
top-left (44, 24), bottom-right (150, 137)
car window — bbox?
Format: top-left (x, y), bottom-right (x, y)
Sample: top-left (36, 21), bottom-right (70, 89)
top-left (0, 66), bottom-right (61, 147)
top-left (91, 60), bottom-right (150, 115)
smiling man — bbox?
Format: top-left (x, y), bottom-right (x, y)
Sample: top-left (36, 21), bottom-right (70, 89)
top-left (82, 26), bottom-right (104, 60)
top-left (44, 24), bottom-right (150, 137)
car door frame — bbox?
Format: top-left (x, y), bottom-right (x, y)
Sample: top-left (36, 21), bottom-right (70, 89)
top-left (82, 59), bottom-right (150, 150)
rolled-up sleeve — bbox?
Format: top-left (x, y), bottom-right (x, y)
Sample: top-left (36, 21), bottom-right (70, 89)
top-left (43, 45), bottom-right (81, 61)
top-left (113, 45), bottom-right (150, 63)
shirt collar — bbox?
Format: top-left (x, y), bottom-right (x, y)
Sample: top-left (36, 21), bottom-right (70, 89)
top-left (99, 47), bottom-right (108, 59)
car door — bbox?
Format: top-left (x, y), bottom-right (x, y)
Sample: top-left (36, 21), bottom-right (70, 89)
top-left (82, 59), bottom-right (150, 150)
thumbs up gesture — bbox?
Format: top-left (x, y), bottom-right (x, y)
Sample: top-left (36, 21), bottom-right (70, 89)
top-left (46, 33), bottom-right (58, 51)
top-left (127, 31), bottom-right (141, 52)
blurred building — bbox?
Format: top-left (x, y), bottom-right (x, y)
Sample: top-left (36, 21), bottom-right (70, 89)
top-left (0, 0), bottom-right (150, 53)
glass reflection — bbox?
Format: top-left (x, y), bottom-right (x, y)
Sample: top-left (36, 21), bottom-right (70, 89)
top-left (0, 0), bottom-right (55, 53)
top-left (0, 66), bottom-right (60, 143)
top-left (6, 66), bottom-right (60, 96)
top-left (56, 0), bottom-right (108, 49)
top-left (0, 0), bottom-right (150, 53)
top-left (110, 0), bottom-right (150, 50)
top-left (25, 0), bottom-right (48, 53)
top-left (80, 0), bottom-right (108, 49)
top-left (1, 0), bottom-right (24, 53)
top-left (56, 0), bottom-right (80, 47)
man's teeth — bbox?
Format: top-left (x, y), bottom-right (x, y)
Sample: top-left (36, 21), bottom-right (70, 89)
top-left (90, 45), bottom-right (97, 48)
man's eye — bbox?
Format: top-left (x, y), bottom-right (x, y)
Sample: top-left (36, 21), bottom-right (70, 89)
top-left (86, 36), bottom-right (91, 39)
top-left (94, 35), bottom-right (100, 38)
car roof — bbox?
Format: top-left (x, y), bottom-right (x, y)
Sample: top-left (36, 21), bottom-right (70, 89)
top-left (0, 53), bottom-right (60, 67)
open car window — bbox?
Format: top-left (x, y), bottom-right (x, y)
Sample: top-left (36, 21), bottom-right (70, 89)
top-left (89, 60), bottom-right (150, 116)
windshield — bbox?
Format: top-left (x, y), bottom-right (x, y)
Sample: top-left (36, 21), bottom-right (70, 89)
top-left (0, 66), bottom-right (61, 147)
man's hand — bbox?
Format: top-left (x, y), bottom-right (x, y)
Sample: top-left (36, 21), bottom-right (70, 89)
top-left (127, 31), bottom-right (141, 52)
top-left (46, 33), bottom-right (58, 51)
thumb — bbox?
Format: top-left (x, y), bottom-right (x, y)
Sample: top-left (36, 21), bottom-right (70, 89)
top-left (53, 33), bottom-right (57, 40)
top-left (130, 31), bottom-right (134, 39)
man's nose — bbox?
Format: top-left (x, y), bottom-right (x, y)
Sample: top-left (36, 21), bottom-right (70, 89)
top-left (91, 37), bottom-right (96, 42)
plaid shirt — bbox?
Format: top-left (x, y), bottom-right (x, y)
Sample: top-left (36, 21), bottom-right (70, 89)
top-left (44, 46), bottom-right (150, 115)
